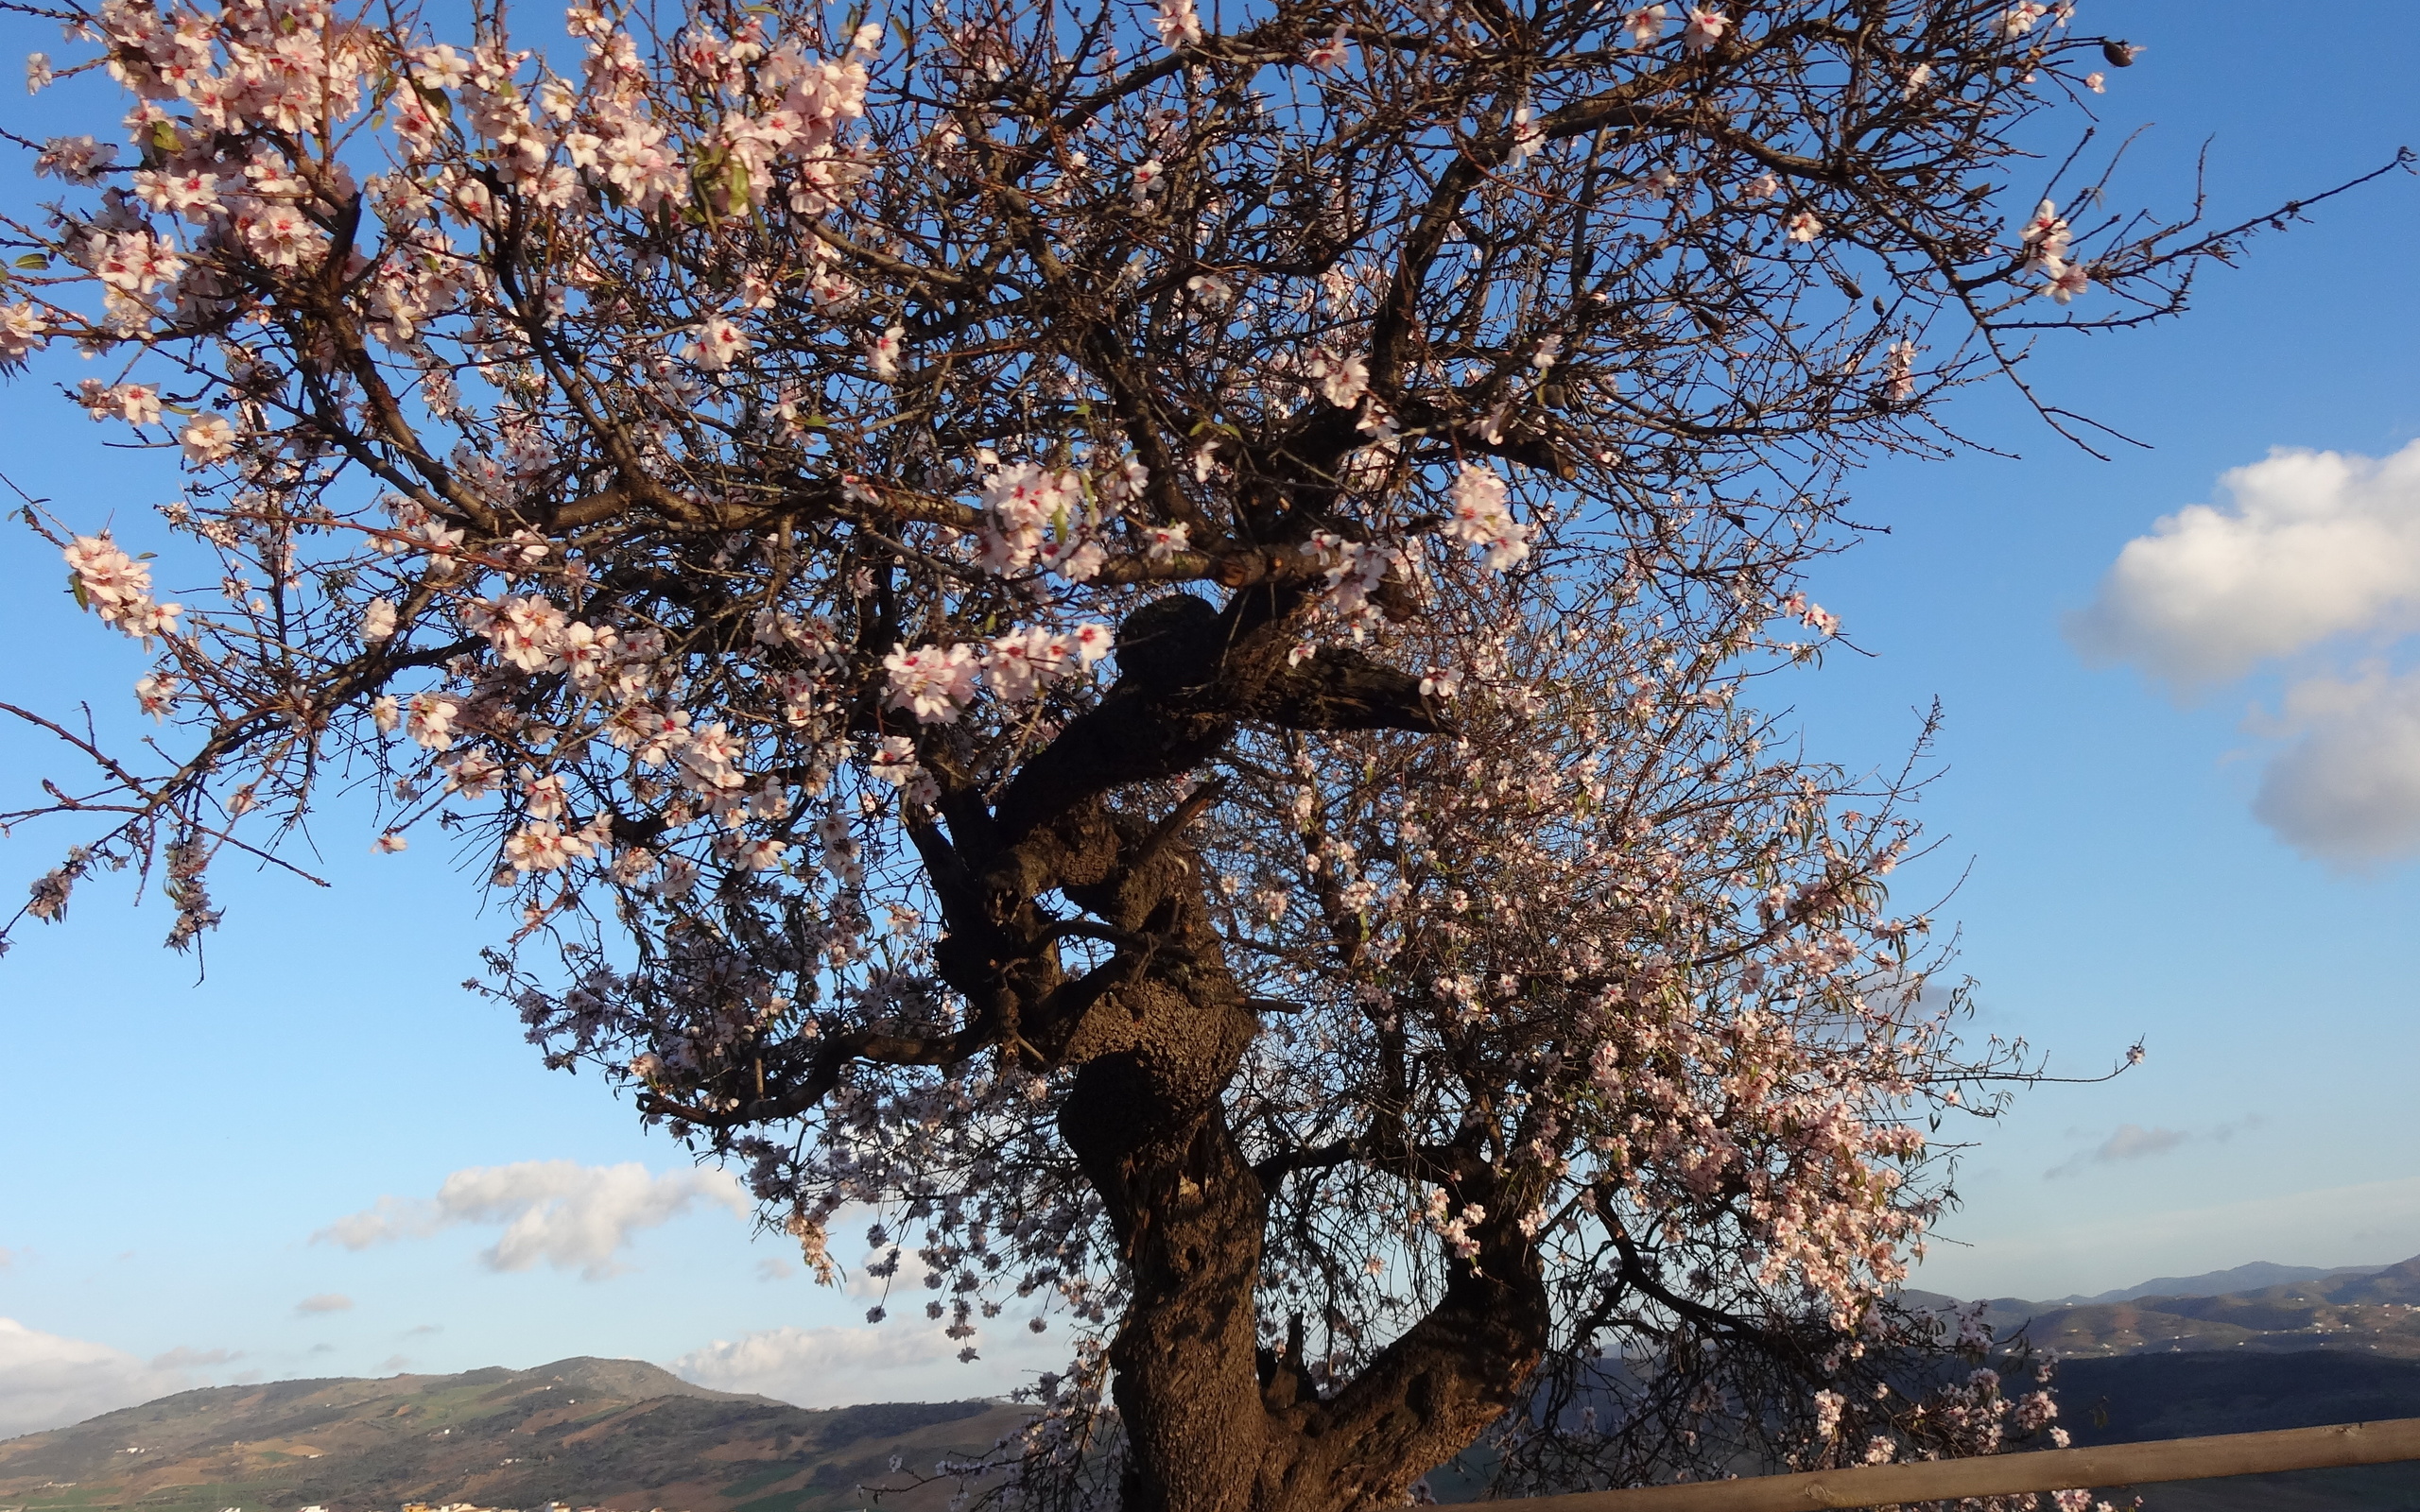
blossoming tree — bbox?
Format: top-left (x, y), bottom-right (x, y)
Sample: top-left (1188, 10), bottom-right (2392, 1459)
top-left (0, 0), bottom-right (2378, 1503)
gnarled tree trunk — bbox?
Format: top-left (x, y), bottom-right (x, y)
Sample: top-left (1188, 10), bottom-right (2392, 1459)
top-left (934, 589), bottom-right (1553, 1511)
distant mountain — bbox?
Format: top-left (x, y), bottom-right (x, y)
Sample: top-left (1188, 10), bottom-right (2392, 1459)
top-left (2056, 1260), bottom-right (2389, 1307)
top-left (16, 1262), bottom-right (2420, 1512)
top-left (1891, 1256), bottom-right (2420, 1510)
top-left (1998, 1254), bottom-right (2420, 1362)
top-left (0, 1356), bottom-right (1027, 1512)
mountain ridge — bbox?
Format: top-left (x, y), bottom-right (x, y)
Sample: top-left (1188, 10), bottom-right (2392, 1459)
top-left (2053, 1259), bottom-right (2392, 1307)
top-left (0, 1354), bottom-right (1021, 1512)
top-left (11, 1259), bottom-right (2420, 1512)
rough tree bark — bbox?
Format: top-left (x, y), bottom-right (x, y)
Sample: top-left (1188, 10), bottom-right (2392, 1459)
top-left (915, 579), bottom-right (1538, 1511)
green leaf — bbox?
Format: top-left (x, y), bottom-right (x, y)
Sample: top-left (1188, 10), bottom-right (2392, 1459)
top-left (13, 253), bottom-right (49, 270)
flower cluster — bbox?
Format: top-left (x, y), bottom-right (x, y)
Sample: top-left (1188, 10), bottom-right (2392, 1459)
top-left (63, 534), bottom-right (180, 642)
top-left (1443, 464), bottom-right (1533, 571)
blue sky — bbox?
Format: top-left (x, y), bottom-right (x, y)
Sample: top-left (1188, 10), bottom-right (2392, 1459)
top-left (3, 0), bottom-right (2418, 1441)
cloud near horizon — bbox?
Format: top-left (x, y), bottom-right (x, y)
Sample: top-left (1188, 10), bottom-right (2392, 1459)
top-left (2068, 440), bottom-right (2420, 864)
top-left (315, 1160), bottom-right (749, 1280)
top-left (670, 1325), bottom-right (956, 1408)
top-left (0, 1318), bottom-right (215, 1437)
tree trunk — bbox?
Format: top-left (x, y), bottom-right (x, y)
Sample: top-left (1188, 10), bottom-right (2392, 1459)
top-left (1057, 954), bottom-right (1553, 1512)
top-left (981, 597), bottom-right (1549, 1510)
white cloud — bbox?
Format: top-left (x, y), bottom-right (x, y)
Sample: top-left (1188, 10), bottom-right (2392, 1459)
top-left (2250, 667), bottom-right (2420, 864)
top-left (2071, 441), bottom-right (2420, 863)
top-left (670, 1325), bottom-right (955, 1408)
top-left (295, 1293), bottom-right (354, 1315)
top-left (0, 1318), bottom-right (195, 1438)
top-left (2069, 440), bottom-right (2420, 686)
top-left (315, 1160), bottom-right (749, 1280)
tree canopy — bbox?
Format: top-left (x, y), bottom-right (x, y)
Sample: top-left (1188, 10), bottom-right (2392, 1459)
top-left (1, 0), bottom-right (2378, 1504)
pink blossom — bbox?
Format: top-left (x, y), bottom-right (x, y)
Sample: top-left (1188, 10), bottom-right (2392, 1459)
top-left (2017, 198), bottom-right (2071, 269)
top-left (1443, 464), bottom-right (1531, 570)
top-left (504, 820), bottom-right (594, 871)
top-left (1682, 7), bottom-right (1729, 53)
top-left (33, 135), bottom-right (111, 183)
top-left (246, 204), bottom-right (322, 267)
top-left (1309, 348), bottom-right (1369, 408)
top-left (870, 735), bottom-right (922, 785)
top-left (1143, 523), bottom-right (1190, 562)
top-left (0, 302), bottom-right (47, 362)
top-left (83, 382), bottom-right (163, 426)
top-left (1619, 5), bottom-right (1668, 45)
top-left (406, 693), bottom-right (461, 749)
top-left (1786, 210), bottom-right (1824, 243)
top-left (444, 749), bottom-right (505, 799)
top-left (866, 324), bottom-right (904, 380)
top-left (735, 836), bottom-right (790, 870)
top-left (883, 643), bottom-right (978, 724)
top-left (691, 316), bottom-right (749, 371)
top-left (1150, 0), bottom-right (1201, 49)
top-left (179, 414), bottom-right (235, 463)
top-left (1884, 339), bottom-right (1918, 404)
top-left (134, 672), bottom-right (177, 719)
top-left (412, 43), bottom-right (473, 91)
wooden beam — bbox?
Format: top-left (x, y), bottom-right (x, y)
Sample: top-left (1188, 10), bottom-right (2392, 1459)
top-left (1500, 1417), bottom-right (2420, 1511)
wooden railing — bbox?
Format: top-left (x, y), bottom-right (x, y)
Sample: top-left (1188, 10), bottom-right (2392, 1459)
top-left (1494, 1417), bottom-right (2420, 1511)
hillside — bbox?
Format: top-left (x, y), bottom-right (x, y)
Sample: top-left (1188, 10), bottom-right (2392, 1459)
top-left (1925, 1256), bottom-right (2420, 1512)
top-left (0, 1358), bottom-right (1026, 1512)
top-left (11, 1259), bottom-right (2420, 1512)
top-left (1973, 1254), bottom-right (2420, 1361)
top-left (2055, 1261), bottom-right (2388, 1307)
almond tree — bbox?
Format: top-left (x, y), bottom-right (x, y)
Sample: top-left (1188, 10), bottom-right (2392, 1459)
top-left (0, 0), bottom-right (2375, 1505)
